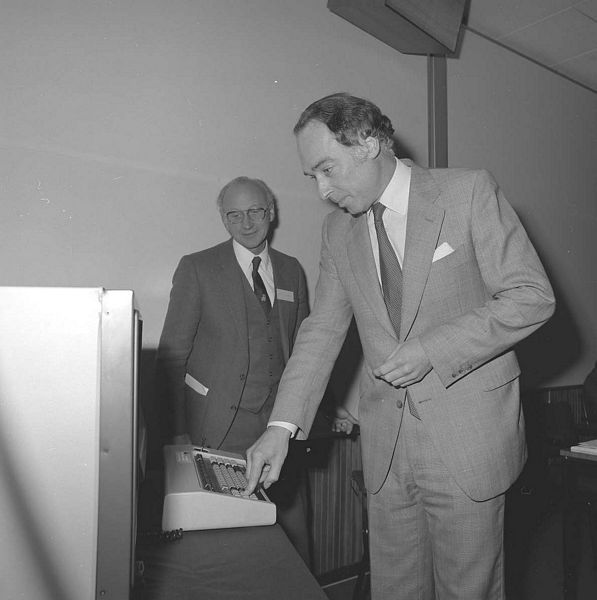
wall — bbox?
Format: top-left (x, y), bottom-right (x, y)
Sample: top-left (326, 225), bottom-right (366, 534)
top-left (0, 0), bottom-right (426, 353)
top-left (1, 2), bottom-right (595, 407)
top-left (447, 30), bottom-right (597, 387)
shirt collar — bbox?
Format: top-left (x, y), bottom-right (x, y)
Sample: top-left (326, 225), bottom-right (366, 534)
top-left (232, 239), bottom-right (271, 272)
top-left (377, 158), bottom-right (411, 215)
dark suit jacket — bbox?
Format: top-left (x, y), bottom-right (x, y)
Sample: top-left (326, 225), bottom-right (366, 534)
top-left (269, 163), bottom-right (555, 500)
top-left (157, 239), bottom-right (309, 447)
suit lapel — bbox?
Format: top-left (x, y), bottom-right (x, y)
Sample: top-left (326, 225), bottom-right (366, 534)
top-left (401, 165), bottom-right (444, 339)
top-left (347, 215), bottom-right (397, 339)
top-left (214, 240), bottom-right (248, 343)
top-left (270, 250), bottom-right (292, 363)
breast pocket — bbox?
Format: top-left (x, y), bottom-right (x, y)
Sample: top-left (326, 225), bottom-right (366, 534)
top-left (430, 244), bottom-right (466, 271)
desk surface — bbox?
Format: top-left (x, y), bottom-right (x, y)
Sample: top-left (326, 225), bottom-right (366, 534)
top-left (134, 524), bottom-right (327, 600)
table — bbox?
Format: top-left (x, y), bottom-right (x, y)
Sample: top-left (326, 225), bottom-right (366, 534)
top-left (559, 448), bottom-right (597, 600)
top-left (133, 468), bottom-right (327, 600)
top-left (134, 524), bottom-right (327, 600)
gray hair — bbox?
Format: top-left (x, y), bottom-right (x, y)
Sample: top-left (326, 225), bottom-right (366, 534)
top-left (216, 176), bottom-right (275, 214)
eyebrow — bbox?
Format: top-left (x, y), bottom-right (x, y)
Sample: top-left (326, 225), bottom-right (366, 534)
top-left (303, 158), bottom-right (330, 176)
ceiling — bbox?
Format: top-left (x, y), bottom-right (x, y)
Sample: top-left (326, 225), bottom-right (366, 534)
top-left (464, 0), bottom-right (597, 93)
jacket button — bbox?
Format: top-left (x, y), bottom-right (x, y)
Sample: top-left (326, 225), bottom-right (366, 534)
top-left (230, 405), bottom-right (237, 411)
top-left (396, 399), bottom-right (403, 409)
top-left (239, 373), bottom-right (245, 380)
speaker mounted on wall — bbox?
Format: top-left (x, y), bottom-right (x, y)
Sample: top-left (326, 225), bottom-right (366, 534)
top-left (328, 0), bottom-right (466, 56)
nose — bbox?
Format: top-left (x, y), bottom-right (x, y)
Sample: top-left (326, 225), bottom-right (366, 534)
top-left (316, 176), bottom-right (331, 200)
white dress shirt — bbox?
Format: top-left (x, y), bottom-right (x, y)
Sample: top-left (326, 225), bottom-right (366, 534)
top-left (367, 158), bottom-right (411, 275)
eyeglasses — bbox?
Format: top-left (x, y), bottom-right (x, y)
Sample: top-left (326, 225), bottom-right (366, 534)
top-left (225, 207), bottom-right (269, 224)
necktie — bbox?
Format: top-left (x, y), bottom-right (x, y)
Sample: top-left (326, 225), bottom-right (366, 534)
top-left (372, 202), bottom-right (402, 338)
top-left (372, 202), bottom-right (420, 419)
top-left (252, 256), bottom-right (271, 316)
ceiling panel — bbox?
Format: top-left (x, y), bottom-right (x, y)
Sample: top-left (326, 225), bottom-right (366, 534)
top-left (501, 9), bottom-right (597, 64)
top-left (559, 49), bottom-right (597, 86)
top-left (467, 0), bottom-right (578, 39)
top-left (576, 0), bottom-right (597, 20)
top-left (465, 0), bottom-right (597, 92)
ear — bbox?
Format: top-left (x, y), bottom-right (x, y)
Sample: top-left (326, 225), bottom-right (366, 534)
top-left (363, 136), bottom-right (380, 159)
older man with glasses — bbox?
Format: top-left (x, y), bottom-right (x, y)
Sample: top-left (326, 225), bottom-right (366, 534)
top-left (156, 175), bottom-right (311, 564)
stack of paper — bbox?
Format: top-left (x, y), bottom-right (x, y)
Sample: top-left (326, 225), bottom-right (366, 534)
top-left (570, 439), bottom-right (597, 455)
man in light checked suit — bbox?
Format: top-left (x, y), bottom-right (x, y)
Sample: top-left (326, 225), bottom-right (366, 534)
top-left (245, 93), bottom-right (555, 599)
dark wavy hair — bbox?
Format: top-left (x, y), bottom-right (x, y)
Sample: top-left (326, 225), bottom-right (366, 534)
top-left (293, 92), bottom-right (395, 149)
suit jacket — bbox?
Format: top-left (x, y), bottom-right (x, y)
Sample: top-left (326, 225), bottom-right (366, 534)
top-left (270, 163), bottom-right (555, 501)
top-left (156, 239), bottom-right (309, 448)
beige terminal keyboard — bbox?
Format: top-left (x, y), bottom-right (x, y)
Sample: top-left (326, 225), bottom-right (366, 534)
top-left (162, 445), bottom-right (276, 531)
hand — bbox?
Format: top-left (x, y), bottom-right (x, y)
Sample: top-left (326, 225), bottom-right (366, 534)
top-left (332, 406), bottom-right (359, 435)
top-left (244, 426), bottom-right (291, 495)
top-left (373, 337), bottom-right (432, 388)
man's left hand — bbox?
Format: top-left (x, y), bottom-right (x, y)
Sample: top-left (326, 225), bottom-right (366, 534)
top-left (373, 337), bottom-right (432, 388)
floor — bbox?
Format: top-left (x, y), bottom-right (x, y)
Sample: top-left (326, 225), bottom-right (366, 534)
top-left (320, 502), bottom-right (597, 600)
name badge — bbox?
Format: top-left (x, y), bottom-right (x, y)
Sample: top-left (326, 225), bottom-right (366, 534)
top-left (276, 288), bottom-right (294, 302)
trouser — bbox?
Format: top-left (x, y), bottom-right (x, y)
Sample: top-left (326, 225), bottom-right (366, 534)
top-left (368, 406), bottom-right (505, 599)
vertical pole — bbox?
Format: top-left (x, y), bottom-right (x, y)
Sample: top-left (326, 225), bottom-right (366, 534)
top-left (427, 55), bottom-right (448, 168)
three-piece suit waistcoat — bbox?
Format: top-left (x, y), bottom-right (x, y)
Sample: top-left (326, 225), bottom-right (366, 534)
top-left (236, 277), bottom-right (284, 414)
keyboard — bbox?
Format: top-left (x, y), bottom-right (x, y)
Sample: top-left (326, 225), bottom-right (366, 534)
top-left (162, 445), bottom-right (276, 531)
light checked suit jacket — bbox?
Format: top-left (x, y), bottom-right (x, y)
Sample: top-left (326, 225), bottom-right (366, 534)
top-left (269, 162), bottom-right (555, 500)
top-left (157, 239), bottom-right (309, 449)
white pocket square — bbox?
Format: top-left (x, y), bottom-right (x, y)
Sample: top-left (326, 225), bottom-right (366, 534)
top-left (432, 242), bottom-right (454, 263)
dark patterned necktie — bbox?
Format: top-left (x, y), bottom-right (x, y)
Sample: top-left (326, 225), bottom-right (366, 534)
top-left (372, 202), bottom-right (420, 419)
top-left (372, 202), bottom-right (402, 337)
top-left (252, 256), bottom-right (271, 316)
